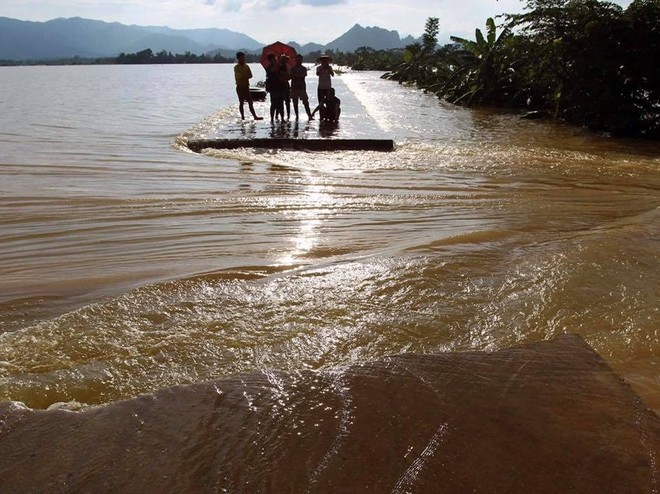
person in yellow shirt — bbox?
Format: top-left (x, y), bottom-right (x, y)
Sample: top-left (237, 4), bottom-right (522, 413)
top-left (234, 52), bottom-right (263, 120)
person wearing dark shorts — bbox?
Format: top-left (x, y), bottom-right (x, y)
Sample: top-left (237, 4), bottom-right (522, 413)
top-left (234, 52), bottom-right (263, 120)
top-left (289, 54), bottom-right (313, 120)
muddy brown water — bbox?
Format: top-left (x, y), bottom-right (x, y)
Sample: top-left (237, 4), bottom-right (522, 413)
top-left (0, 66), bottom-right (658, 419)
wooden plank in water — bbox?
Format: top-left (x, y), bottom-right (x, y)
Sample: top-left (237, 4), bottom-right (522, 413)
top-left (187, 138), bottom-right (395, 152)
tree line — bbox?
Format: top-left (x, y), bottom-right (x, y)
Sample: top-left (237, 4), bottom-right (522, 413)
top-left (115, 49), bottom-right (233, 64)
top-left (0, 47), bottom-right (397, 67)
top-left (353, 0), bottom-right (660, 139)
top-left (0, 49), bottom-right (236, 66)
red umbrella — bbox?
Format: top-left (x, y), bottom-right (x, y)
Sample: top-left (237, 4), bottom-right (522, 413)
top-left (260, 41), bottom-right (297, 70)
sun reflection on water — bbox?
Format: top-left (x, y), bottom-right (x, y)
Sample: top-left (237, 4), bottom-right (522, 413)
top-left (276, 181), bottom-right (332, 266)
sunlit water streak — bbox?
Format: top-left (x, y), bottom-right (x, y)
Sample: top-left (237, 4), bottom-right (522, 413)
top-left (0, 65), bottom-right (658, 415)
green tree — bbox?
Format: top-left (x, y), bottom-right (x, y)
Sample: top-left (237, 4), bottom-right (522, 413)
top-left (620, 0), bottom-right (660, 136)
top-left (422, 17), bottom-right (440, 53)
top-left (385, 18), bottom-right (441, 86)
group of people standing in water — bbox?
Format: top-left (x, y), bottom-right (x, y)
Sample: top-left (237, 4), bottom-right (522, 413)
top-left (234, 51), bottom-right (341, 123)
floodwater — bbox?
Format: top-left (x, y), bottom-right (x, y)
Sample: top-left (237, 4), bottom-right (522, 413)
top-left (0, 64), bottom-right (658, 416)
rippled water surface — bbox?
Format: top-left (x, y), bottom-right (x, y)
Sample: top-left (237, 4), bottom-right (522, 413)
top-left (0, 64), bottom-right (658, 413)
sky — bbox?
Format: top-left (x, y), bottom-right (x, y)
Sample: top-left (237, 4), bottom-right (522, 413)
top-left (0, 0), bottom-right (634, 45)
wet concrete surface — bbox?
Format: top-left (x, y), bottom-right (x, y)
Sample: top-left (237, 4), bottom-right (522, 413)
top-left (1, 334), bottom-right (658, 493)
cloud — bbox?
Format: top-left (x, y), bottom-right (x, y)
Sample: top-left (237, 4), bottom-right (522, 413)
top-left (221, 0), bottom-right (242, 11)
top-left (212, 0), bottom-right (342, 13)
top-left (301, 0), bottom-right (346, 5)
top-left (261, 0), bottom-right (292, 9)
top-left (213, 0), bottom-right (294, 12)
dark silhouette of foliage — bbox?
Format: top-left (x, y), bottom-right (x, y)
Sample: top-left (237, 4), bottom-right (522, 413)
top-left (351, 47), bottom-right (405, 70)
top-left (375, 1), bottom-right (660, 138)
top-left (445, 17), bottom-right (513, 105)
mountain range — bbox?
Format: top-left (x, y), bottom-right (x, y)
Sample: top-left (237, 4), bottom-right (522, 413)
top-left (0, 16), bottom-right (416, 61)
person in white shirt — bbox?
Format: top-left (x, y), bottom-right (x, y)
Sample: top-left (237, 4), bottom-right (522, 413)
top-left (315, 54), bottom-right (334, 106)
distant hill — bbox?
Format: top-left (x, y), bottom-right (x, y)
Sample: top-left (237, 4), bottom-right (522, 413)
top-left (324, 24), bottom-right (416, 52)
top-left (139, 25), bottom-right (263, 52)
top-left (288, 41), bottom-right (326, 56)
top-left (0, 16), bottom-right (262, 60)
top-left (0, 16), bottom-right (416, 62)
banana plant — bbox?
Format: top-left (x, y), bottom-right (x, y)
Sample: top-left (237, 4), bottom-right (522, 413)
top-left (447, 17), bottom-right (513, 104)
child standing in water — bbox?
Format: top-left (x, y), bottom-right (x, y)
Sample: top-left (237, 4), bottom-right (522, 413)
top-left (289, 54), bottom-right (313, 120)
